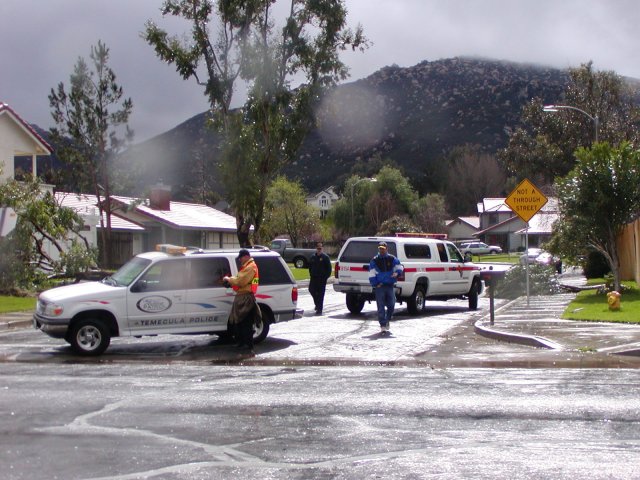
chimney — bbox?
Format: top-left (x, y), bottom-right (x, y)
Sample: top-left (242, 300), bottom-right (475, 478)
top-left (149, 182), bottom-right (171, 210)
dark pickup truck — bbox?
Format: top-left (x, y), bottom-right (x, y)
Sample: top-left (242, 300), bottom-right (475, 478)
top-left (270, 239), bottom-right (316, 268)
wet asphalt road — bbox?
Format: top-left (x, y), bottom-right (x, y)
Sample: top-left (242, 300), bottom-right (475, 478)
top-left (2, 364), bottom-right (640, 480)
top-left (3, 290), bottom-right (640, 479)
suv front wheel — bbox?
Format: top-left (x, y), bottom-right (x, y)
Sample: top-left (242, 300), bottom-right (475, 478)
top-left (68, 318), bottom-right (111, 356)
top-left (468, 279), bottom-right (480, 310)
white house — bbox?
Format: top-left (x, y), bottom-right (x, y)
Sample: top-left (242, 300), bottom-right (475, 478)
top-left (306, 186), bottom-right (339, 219)
top-left (0, 103), bottom-right (54, 237)
top-left (0, 102), bottom-right (52, 183)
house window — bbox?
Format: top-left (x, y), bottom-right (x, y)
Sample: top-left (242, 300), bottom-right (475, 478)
top-left (320, 195), bottom-right (328, 208)
top-left (488, 213), bottom-right (498, 225)
top-left (13, 156), bottom-right (32, 180)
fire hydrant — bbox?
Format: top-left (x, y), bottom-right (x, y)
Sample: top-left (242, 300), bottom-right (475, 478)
top-left (607, 291), bottom-right (621, 311)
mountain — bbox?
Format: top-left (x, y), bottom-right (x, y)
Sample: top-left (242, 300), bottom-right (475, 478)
top-left (118, 57), bottom-right (571, 199)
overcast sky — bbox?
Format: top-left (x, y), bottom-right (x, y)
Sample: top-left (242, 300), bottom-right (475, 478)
top-left (2, 0), bottom-right (639, 143)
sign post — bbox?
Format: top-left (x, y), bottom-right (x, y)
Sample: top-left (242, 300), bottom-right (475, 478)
top-left (505, 179), bottom-right (548, 305)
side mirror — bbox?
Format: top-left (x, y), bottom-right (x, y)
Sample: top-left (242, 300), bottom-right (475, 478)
top-left (464, 252), bottom-right (472, 263)
top-left (130, 279), bottom-right (147, 293)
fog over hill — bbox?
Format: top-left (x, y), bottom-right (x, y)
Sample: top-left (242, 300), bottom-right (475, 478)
top-left (109, 57), bottom-right (572, 199)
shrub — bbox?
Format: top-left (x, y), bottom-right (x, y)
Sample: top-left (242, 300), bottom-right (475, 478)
top-left (495, 264), bottom-right (562, 299)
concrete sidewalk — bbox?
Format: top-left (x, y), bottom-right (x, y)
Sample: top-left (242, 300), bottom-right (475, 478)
top-left (475, 293), bottom-right (640, 357)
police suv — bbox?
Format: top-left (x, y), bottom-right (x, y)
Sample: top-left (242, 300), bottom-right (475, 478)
top-left (33, 245), bottom-right (303, 356)
top-left (333, 236), bottom-right (483, 314)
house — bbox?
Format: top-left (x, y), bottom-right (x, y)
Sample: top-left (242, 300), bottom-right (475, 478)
top-left (55, 192), bottom-right (146, 267)
top-left (56, 188), bottom-right (241, 267)
top-left (306, 186), bottom-right (339, 219)
top-left (109, 188), bottom-right (241, 253)
top-left (1, 103), bottom-right (242, 267)
top-left (474, 197), bottom-right (559, 252)
top-left (446, 216), bottom-right (480, 242)
top-left (0, 103), bottom-right (54, 236)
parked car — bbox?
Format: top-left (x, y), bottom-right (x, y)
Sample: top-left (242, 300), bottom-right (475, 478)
top-left (459, 241), bottom-right (502, 255)
top-left (333, 236), bottom-right (483, 314)
top-left (33, 245), bottom-right (303, 356)
top-left (520, 248), bottom-right (562, 273)
top-left (519, 248), bottom-right (543, 265)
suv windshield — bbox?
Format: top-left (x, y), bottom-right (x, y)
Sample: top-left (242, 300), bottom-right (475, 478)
top-left (109, 257), bottom-right (151, 286)
top-left (339, 241), bottom-right (398, 263)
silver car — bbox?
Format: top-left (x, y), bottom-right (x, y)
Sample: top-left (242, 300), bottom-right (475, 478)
top-left (459, 241), bottom-right (502, 255)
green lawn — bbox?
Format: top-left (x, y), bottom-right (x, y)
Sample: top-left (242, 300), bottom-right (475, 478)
top-left (562, 281), bottom-right (640, 323)
top-left (0, 295), bottom-right (36, 314)
top-left (288, 264), bottom-right (311, 281)
top-left (472, 253), bottom-right (521, 264)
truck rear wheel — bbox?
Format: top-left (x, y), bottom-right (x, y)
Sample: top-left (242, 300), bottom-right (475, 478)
top-left (407, 286), bottom-right (425, 315)
top-left (346, 293), bottom-right (365, 314)
top-left (293, 256), bottom-right (307, 268)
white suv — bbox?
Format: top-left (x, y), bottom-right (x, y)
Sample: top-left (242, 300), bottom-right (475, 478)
top-left (33, 245), bottom-right (303, 355)
top-left (333, 236), bottom-right (482, 314)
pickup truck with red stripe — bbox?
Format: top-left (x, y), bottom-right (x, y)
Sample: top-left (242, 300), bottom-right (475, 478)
top-left (333, 236), bottom-right (483, 315)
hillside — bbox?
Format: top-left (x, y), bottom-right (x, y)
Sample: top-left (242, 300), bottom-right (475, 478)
top-left (117, 57), bottom-right (570, 199)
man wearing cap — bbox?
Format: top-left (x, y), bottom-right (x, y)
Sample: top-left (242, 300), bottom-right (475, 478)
top-left (308, 242), bottom-right (332, 314)
top-left (223, 249), bottom-right (261, 354)
top-left (369, 241), bottom-right (403, 334)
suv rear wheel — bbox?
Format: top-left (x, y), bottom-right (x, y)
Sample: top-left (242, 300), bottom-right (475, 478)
top-left (293, 256), bottom-right (307, 268)
top-left (253, 306), bottom-right (272, 343)
top-left (346, 293), bottom-right (365, 314)
top-left (407, 285), bottom-right (426, 315)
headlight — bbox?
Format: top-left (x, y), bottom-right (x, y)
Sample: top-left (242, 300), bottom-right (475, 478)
top-left (38, 300), bottom-right (64, 317)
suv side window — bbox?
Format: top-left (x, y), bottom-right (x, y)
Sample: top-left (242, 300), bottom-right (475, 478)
top-left (404, 243), bottom-right (432, 259)
top-left (189, 257), bottom-right (231, 289)
top-left (436, 242), bottom-right (448, 262)
top-left (339, 241), bottom-right (397, 263)
top-left (136, 259), bottom-right (186, 291)
top-left (446, 243), bottom-right (464, 263)
top-left (254, 256), bottom-right (294, 285)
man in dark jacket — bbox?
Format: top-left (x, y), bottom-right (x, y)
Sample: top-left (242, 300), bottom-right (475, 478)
top-left (369, 241), bottom-right (403, 334)
top-left (308, 243), bottom-right (332, 314)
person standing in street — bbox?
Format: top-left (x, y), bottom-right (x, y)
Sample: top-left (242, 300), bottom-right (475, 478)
top-left (308, 242), bottom-right (332, 314)
top-left (369, 241), bottom-right (402, 334)
top-left (223, 249), bottom-right (261, 355)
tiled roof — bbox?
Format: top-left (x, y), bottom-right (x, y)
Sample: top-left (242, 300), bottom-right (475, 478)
top-left (111, 196), bottom-right (237, 231)
top-left (55, 192), bottom-right (145, 231)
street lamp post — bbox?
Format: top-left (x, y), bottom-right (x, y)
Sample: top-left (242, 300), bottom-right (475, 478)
top-left (350, 177), bottom-right (375, 235)
top-left (543, 104), bottom-right (599, 143)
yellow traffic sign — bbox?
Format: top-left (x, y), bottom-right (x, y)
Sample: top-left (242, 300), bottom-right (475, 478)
top-left (505, 178), bottom-right (548, 223)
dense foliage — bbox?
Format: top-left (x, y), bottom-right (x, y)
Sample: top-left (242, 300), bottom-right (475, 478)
top-left (144, 0), bottom-right (367, 244)
top-left (551, 142), bottom-right (640, 291)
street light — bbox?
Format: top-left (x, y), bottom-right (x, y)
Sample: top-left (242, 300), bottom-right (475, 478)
top-left (543, 104), bottom-right (599, 143)
top-left (350, 177), bottom-right (376, 234)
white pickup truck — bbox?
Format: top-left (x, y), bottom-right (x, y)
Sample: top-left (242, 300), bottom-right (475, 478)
top-left (333, 236), bottom-right (483, 314)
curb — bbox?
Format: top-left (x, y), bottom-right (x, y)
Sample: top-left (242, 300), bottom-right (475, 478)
top-left (473, 296), bottom-right (564, 350)
top-left (0, 319), bottom-right (33, 330)
top-left (474, 320), bottom-right (564, 350)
